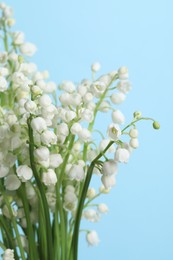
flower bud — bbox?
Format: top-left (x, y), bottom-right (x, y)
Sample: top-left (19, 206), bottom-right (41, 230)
top-left (118, 66), bottom-right (128, 80)
top-left (91, 62), bottom-right (101, 72)
top-left (153, 121), bottom-right (160, 129)
top-left (112, 110), bottom-right (125, 125)
top-left (133, 111), bottom-right (142, 119)
top-left (129, 138), bottom-right (139, 149)
top-left (87, 188), bottom-right (96, 199)
top-left (97, 203), bottom-right (109, 213)
top-left (129, 128), bottom-right (138, 138)
top-left (99, 185), bottom-right (110, 194)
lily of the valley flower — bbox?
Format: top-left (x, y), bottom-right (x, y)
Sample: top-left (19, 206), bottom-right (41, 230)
top-left (86, 230), bottom-right (100, 246)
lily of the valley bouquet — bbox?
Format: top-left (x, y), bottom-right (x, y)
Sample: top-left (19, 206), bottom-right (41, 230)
top-left (0, 3), bottom-right (160, 260)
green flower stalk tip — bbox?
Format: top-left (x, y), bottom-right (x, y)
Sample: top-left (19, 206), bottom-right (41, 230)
top-left (153, 121), bottom-right (160, 130)
top-left (18, 55), bottom-right (24, 63)
top-left (133, 111), bottom-right (142, 119)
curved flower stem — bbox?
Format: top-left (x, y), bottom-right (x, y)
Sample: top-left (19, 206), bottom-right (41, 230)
top-left (0, 241), bottom-right (6, 250)
top-left (18, 184), bottom-right (38, 260)
top-left (84, 192), bottom-right (102, 208)
top-left (122, 117), bottom-right (154, 133)
top-left (27, 118), bottom-right (54, 260)
top-left (69, 141), bottom-right (114, 260)
top-left (0, 216), bottom-right (18, 259)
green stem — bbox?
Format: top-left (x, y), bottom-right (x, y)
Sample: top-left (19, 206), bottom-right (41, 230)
top-left (56, 187), bottom-right (66, 260)
top-left (0, 216), bottom-right (18, 259)
top-left (0, 184), bottom-right (26, 260)
top-left (0, 241), bottom-right (6, 250)
top-left (27, 118), bottom-right (54, 260)
top-left (69, 141), bottom-right (114, 260)
top-left (18, 184), bottom-right (38, 260)
top-left (53, 214), bottom-right (61, 260)
top-left (122, 117), bottom-right (154, 132)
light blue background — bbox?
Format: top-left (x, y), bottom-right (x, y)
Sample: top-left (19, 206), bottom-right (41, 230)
top-left (5, 0), bottom-right (173, 259)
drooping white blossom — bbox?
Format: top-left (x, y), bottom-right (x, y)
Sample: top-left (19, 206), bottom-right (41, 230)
top-left (42, 169), bottom-right (57, 186)
top-left (3, 249), bottom-right (15, 260)
top-left (102, 160), bottom-right (118, 176)
top-left (129, 138), bottom-right (139, 148)
top-left (0, 76), bottom-right (8, 92)
top-left (31, 117), bottom-right (47, 133)
top-left (97, 203), bottom-right (109, 213)
top-left (101, 174), bottom-right (116, 189)
top-left (86, 230), bottom-right (100, 246)
top-left (4, 174), bottom-right (21, 191)
top-left (114, 147), bottom-right (130, 163)
top-left (20, 42), bottom-right (37, 56)
top-left (112, 110), bottom-right (125, 125)
top-left (129, 128), bottom-right (138, 138)
top-left (16, 165), bottom-right (33, 182)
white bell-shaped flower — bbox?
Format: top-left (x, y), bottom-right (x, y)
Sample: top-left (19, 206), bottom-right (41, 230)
top-left (70, 122), bottom-right (82, 135)
top-left (31, 117), bottom-right (47, 133)
top-left (34, 146), bottom-right (50, 161)
top-left (91, 62), bottom-right (101, 72)
top-left (16, 165), bottom-right (33, 182)
top-left (111, 92), bottom-right (126, 105)
top-left (49, 154), bottom-right (63, 168)
top-left (13, 31), bottom-right (25, 45)
top-left (42, 169), bottom-right (57, 186)
top-left (0, 165), bottom-right (9, 178)
top-left (115, 147), bottom-right (130, 163)
top-left (86, 230), bottom-right (100, 246)
top-left (3, 249), bottom-right (15, 260)
top-left (38, 94), bottom-right (52, 107)
top-left (107, 123), bottom-right (121, 140)
top-left (0, 76), bottom-right (8, 92)
top-left (4, 175), bottom-right (21, 190)
top-left (112, 110), bottom-right (125, 125)
top-left (97, 203), bottom-right (109, 213)
top-left (101, 174), bottom-right (116, 189)
top-left (129, 138), bottom-right (139, 148)
top-left (102, 160), bottom-right (118, 176)
top-left (129, 128), bottom-right (138, 138)
top-left (40, 130), bottom-right (57, 146)
top-left (118, 66), bottom-right (129, 80)
top-left (20, 42), bottom-right (37, 56)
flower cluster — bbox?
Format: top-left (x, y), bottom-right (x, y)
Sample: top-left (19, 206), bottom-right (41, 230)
top-left (0, 3), bottom-right (160, 260)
